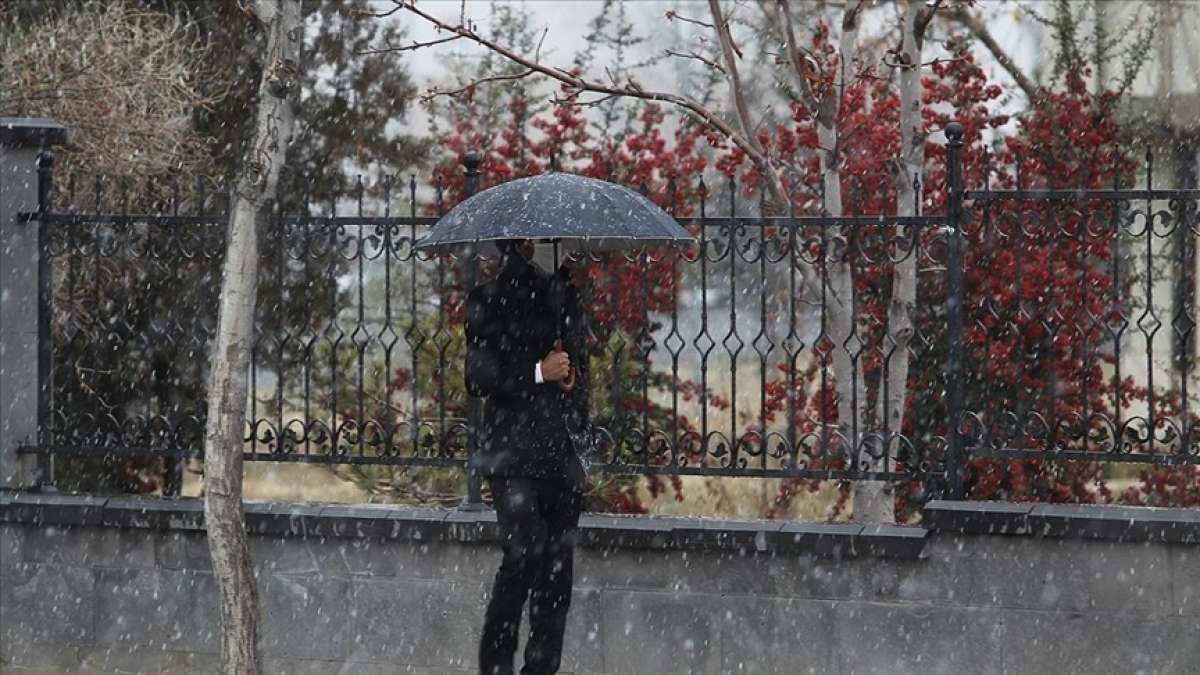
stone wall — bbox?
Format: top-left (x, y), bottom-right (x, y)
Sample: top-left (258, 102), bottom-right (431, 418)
top-left (1, 494), bottom-right (1198, 674)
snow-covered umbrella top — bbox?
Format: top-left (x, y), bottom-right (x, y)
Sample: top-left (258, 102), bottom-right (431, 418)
top-left (414, 172), bottom-right (693, 256)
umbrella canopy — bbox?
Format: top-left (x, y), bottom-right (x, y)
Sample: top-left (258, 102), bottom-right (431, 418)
top-left (414, 172), bottom-right (693, 256)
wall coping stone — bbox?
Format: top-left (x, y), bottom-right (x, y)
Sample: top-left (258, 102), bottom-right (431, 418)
top-left (8, 493), bottom-right (1195, 553)
top-left (0, 117), bottom-right (69, 147)
top-left (0, 490), bottom-right (925, 559)
top-left (924, 499), bottom-right (1200, 543)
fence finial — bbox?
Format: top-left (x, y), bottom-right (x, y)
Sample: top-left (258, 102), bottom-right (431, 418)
top-left (945, 121), bottom-right (963, 146)
top-left (463, 150), bottom-right (481, 198)
top-left (463, 150), bottom-right (482, 176)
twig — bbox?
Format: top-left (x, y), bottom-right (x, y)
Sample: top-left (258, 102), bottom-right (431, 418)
top-left (922, 54), bottom-right (970, 68)
top-left (881, 51), bottom-right (970, 71)
top-left (664, 49), bottom-right (725, 74)
top-left (356, 34), bottom-right (462, 56)
top-left (356, 5), bottom-right (404, 19)
top-left (535, 27), bottom-right (548, 62)
top-left (664, 9), bottom-right (714, 30)
top-left (554, 93), bottom-right (618, 108)
top-left (421, 69), bottom-right (536, 102)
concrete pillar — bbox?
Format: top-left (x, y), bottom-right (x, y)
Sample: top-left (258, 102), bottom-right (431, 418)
top-left (0, 118), bottom-right (67, 488)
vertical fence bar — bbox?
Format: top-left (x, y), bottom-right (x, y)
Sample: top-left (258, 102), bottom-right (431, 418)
top-left (672, 174), bottom-right (681, 468)
top-left (638, 183), bottom-right (651, 465)
top-left (944, 122), bottom-right (966, 498)
top-left (785, 185), bottom-right (798, 470)
top-left (274, 197), bottom-right (287, 460)
top-left (1175, 141), bottom-right (1198, 456)
top-left (35, 146), bottom-right (54, 488)
top-left (162, 173), bottom-right (183, 495)
top-left (668, 174), bottom-right (680, 468)
top-left (461, 151), bottom-right (484, 508)
top-left (302, 176), bottom-right (314, 456)
top-left (726, 176), bottom-right (740, 469)
top-left (382, 175), bottom-right (395, 458)
top-left (356, 176), bottom-right (367, 457)
top-left (696, 177), bottom-right (711, 464)
top-left (1144, 148), bottom-right (1157, 455)
top-left (434, 185), bottom-right (448, 458)
top-left (328, 187), bottom-right (341, 456)
top-left (63, 175), bottom-right (78, 465)
top-left (409, 175), bottom-right (421, 459)
top-left (757, 185), bottom-right (769, 469)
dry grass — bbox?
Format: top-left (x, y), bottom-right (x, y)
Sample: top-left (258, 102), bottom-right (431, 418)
top-left (182, 460), bottom-right (845, 521)
top-left (181, 461), bottom-right (369, 504)
top-left (634, 475), bottom-right (846, 521)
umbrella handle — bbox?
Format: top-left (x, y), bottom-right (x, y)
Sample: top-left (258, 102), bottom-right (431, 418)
top-left (554, 239), bottom-right (562, 339)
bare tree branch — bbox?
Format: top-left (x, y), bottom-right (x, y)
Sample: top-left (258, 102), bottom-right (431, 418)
top-left (779, 0), bottom-right (821, 113)
top-left (705, 0), bottom-right (787, 207)
top-left (664, 9), bottom-right (714, 31)
top-left (356, 4), bottom-right (403, 20)
top-left (357, 33), bottom-right (462, 56)
top-left (950, 7), bottom-right (1039, 102)
top-left (708, 0), bottom-right (765, 145)
top-left (664, 48), bottom-right (725, 74)
top-left (553, 92), bottom-right (619, 108)
top-left (832, 0), bottom-right (868, 129)
top-left (422, 69), bottom-right (536, 103)
top-left (390, 0), bottom-right (789, 208)
top-left (915, 0), bottom-right (945, 35)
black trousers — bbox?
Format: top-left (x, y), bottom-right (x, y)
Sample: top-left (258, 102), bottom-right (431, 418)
top-left (479, 474), bottom-right (584, 675)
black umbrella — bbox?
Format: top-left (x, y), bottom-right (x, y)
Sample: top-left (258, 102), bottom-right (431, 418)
top-left (414, 172), bottom-right (693, 257)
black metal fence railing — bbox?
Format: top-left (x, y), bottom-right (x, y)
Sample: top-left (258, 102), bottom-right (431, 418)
top-left (14, 122), bottom-right (1200, 501)
top-left (959, 181), bottom-right (1200, 467)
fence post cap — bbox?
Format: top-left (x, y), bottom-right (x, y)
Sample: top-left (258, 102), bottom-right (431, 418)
top-left (944, 121), bottom-right (964, 144)
top-left (0, 117), bottom-right (69, 148)
top-left (463, 150), bottom-right (482, 173)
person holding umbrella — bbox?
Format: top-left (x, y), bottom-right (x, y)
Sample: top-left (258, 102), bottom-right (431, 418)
top-left (416, 166), bottom-right (692, 674)
top-left (466, 238), bottom-right (588, 675)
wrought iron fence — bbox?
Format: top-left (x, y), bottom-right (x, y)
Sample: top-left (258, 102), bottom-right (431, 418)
top-left (14, 123), bottom-right (1200, 501)
top-left (958, 157), bottom-right (1200, 470)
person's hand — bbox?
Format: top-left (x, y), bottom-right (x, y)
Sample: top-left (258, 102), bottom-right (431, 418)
top-left (558, 367), bottom-right (576, 392)
top-left (552, 339), bottom-right (576, 391)
top-left (540, 346), bottom-right (571, 383)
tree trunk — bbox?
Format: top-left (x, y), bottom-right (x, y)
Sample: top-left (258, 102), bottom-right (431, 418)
top-left (203, 1), bottom-right (301, 673)
top-left (809, 4), bottom-right (892, 524)
top-left (820, 117), bottom-right (866, 498)
top-left (856, 0), bottom-right (930, 525)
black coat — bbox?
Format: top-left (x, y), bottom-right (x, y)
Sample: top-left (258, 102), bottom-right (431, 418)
top-left (465, 254), bottom-right (588, 481)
